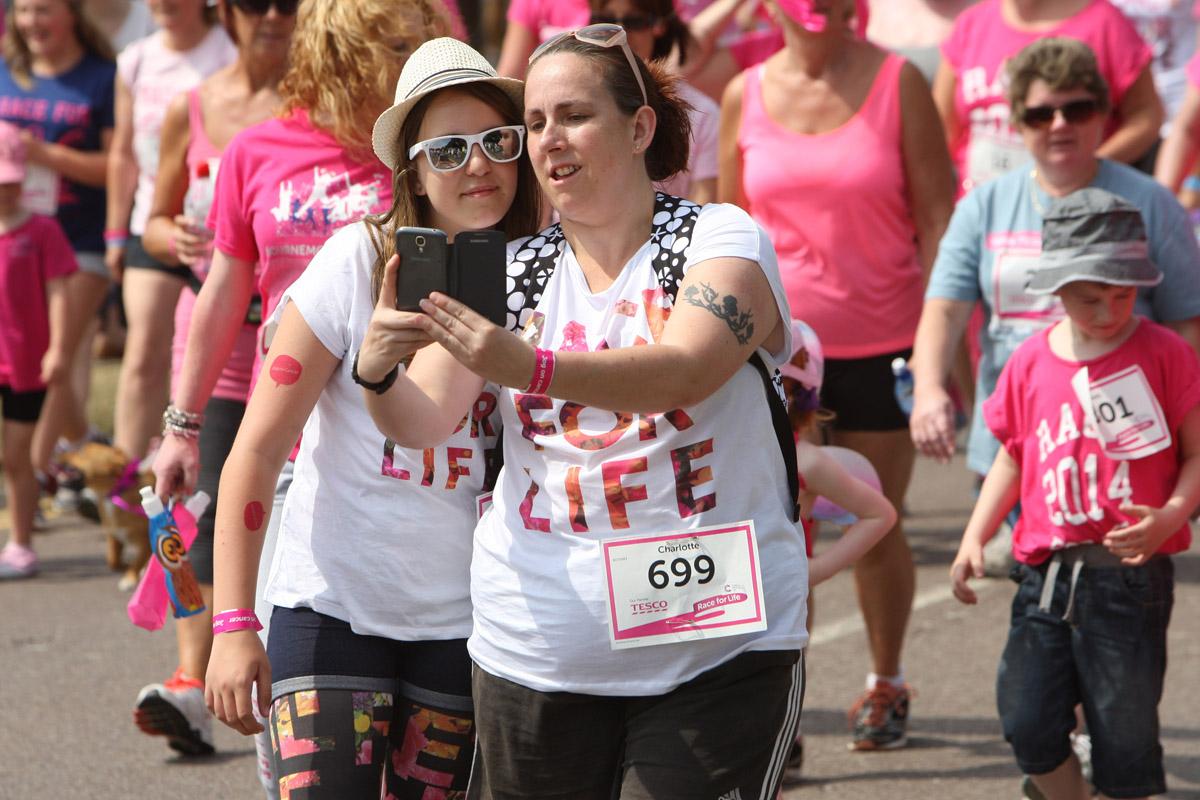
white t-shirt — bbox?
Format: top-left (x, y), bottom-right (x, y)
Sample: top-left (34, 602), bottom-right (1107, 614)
top-left (656, 81), bottom-right (720, 200)
top-left (469, 202), bottom-right (808, 696)
top-left (268, 223), bottom-right (502, 641)
top-left (1111, 0), bottom-right (1198, 134)
top-left (117, 25), bottom-right (235, 233)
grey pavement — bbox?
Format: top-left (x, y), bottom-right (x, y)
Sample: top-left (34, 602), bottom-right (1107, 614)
top-left (2, 452), bottom-right (1198, 799)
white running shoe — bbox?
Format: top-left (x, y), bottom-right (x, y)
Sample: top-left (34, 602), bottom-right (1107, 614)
top-left (134, 668), bottom-right (214, 756)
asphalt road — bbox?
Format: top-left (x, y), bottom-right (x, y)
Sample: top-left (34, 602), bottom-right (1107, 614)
top-left (2, 452), bottom-right (1197, 799)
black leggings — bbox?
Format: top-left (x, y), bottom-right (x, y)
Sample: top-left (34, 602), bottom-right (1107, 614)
top-left (267, 606), bottom-right (475, 799)
top-left (187, 397), bottom-right (245, 584)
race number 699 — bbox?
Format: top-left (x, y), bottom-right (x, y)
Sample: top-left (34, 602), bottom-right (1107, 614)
top-left (648, 555), bottom-right (715, 589)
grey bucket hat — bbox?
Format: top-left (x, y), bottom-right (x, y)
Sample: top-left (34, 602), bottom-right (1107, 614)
top-left (1027, 187), bottom-right (1162, 295)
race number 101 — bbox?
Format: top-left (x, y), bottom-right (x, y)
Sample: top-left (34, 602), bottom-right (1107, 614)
top-left (648, 555), bottom-right (715, 589)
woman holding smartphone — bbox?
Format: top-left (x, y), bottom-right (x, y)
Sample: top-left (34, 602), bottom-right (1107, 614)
top-left (203, 38), bottom-right (540, 798)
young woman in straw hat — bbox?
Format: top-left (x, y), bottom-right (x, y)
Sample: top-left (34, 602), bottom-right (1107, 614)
top-left (202, 36), bottom-right (539, 798)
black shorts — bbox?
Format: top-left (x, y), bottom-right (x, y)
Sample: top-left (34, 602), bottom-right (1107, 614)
top-left (470, 649), bottom-right (805, 800)
top-left (821, 347), bottom-right (912, 432)
top-left (0, 385), bottom-right (47, 422)
top-left (186, 396), bottom-right (246, 584)
top-left (123, 234), bottom-right (192, 281)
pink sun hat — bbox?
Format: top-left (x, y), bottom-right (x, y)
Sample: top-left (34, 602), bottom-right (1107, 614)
top-left (0, 122), bottom-right (27, 185)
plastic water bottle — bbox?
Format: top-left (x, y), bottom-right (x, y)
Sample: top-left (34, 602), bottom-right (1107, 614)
top-left (892, 357), bottom-right (914, 417)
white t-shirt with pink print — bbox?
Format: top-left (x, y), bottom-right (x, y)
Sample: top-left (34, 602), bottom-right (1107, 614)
top-left (469, 202), bottom-right (808, 696)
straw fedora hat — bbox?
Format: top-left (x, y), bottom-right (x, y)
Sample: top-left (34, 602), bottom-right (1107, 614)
top-left (372, 37), bottom-right (525, 171)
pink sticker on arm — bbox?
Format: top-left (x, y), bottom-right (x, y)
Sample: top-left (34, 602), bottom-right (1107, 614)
top-left (244, 501), bottom-right (265, 531)
top-left (269, 355), bottom-right (302, 387)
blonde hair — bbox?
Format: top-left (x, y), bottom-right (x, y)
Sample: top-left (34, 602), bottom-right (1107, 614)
top-left (280, 0), bottom-right (451, 156)
top-left (3, 0), bottom-right (115, 89)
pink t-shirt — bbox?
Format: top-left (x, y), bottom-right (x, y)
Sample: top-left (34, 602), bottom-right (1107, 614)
top-left (209, 109), bottom-right (392, 385)
top-left (171, 88), bottom-right (255, 403)
top-left (117, 26), bottom-right (236, 234)
top-left (984, 321), bottom-right (1200, 565)
top-left (0, 215), bottom-right (77, 391)
top-left (1187, 48), bottom-right (1200, 86)
top-left (941, 0), bottom-right (1151, 195)
top-left (506, 0), bottom-right (589, 42)
top-left (738, 55), bottom-right (923, 359)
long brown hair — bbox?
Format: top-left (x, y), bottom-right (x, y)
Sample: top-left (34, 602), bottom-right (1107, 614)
top-left (4, 0), bottom-right (115, 89)
top-left (365, 82), bottom-right (542, 302)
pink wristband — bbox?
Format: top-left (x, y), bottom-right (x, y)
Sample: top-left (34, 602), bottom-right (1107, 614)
top-left (525, 347), bottom-right (555, 394)
top-left (212, 608), bottom-right (263, 635)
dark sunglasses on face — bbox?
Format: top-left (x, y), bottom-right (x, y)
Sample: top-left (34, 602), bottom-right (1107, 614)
top-left (1019, 98), bottom-right (1100, 129)
top-left (588, 12), bottom-right (657, 31)
top-left (231, 0), bottom-right (301, 16)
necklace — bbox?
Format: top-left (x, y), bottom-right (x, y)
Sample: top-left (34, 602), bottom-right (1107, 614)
top-left (1029, 169), bottom-right (1048, 216)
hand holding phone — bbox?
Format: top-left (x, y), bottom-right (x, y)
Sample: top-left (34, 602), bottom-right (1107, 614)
top-left (394, 227), bottom-right (449, 311)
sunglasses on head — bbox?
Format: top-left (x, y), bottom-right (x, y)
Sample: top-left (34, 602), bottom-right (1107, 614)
top-left (1019, 98), bottom-right (1100, 129)
top-left (529, 23), bottom-right (649, 108)
top-left (588, 12), bottom-right (657, 31)
top-left (230, 0), bottom-right (300, 16)
top-left (407, 125), bottom-right (526, 172)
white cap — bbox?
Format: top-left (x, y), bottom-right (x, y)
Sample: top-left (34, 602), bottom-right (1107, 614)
top-left (779, 319), bottom-right (824, 392)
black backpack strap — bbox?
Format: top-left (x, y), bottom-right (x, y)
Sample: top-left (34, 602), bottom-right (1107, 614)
top-left (749, 353), bottom-right (801, 523)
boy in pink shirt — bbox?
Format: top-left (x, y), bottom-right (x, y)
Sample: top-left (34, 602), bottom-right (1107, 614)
top-left (951, 188), bottom-right (1200, 799)
top-left (0, 122), bottom-right (78, 579)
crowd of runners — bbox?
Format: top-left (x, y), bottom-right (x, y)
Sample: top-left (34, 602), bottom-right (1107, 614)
top-left (1, 1), bottom-right (1199, 798)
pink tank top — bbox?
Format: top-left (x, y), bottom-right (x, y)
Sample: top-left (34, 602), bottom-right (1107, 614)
top-left (171, 87), bottom-right (256, 403)
top-left (739, 54), bottom-right (922, 359)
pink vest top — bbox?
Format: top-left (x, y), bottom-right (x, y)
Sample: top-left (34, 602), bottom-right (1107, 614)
top-left (739, 54), bottom-right (922, 359)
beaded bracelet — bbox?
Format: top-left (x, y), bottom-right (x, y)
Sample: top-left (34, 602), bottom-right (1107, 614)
top-left (162, 404), bottom-right (204, 439)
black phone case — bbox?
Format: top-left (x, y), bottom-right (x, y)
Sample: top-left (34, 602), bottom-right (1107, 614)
top-left (394, 227), bottom-right (449, 311)
top-left (451, 229), bottom-right (508, 327)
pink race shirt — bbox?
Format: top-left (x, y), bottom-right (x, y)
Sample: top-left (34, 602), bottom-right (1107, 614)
top-left (506, 0), bottom-right (589, 42)
top-left (984, 321), bottom-right (1200, 565)
top-left (1188, 48), bottom-right (1200, 86)
top-left (0, 215), bottom-right (77, 391)
top-left (209, 110), bottom-right (392, 384)
top-left (941, 0), bottom-right (1150, 195)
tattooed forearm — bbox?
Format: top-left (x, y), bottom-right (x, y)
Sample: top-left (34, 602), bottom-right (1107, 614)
top-left (683, 282), bottom-right (755, 345)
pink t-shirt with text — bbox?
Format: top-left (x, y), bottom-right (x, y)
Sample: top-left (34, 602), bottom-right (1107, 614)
top-left (0, 215), bottom-right (77, 391)
top-left (941, 0), bottom-right (1151, 195)
top-left (984, 321), bottom-right (1200, 565)
top-left (209, 109), bottom-right (392, 386)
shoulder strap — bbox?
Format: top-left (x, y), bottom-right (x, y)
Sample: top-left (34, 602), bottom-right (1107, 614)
top-left (504, 193), bottom-right (800, 522)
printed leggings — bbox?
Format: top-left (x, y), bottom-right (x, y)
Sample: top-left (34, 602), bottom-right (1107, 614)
top-left (267, 606), bottom-right (474, 799)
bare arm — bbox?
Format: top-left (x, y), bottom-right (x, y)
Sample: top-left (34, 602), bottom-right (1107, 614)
top-left (496, 20), bottom-right (538, 79)
top-left (143, 93), bottom-right (210, 266)
top-left (1164, 317), bottom-right (1200, 356)
top-left (682, 0), bottom-right (746, 82)
top-left (104, 75), bottom-right (137, 279)
top-left (207, 303), bottom-right (339, 736)
top-left (1096, 66), bottom-right (1165, 165)
top-left (801, 443), bottom-right (897, 586)
top-left (931, 60), bottom-right (960, 156)
top-left (898, 61), bottom-right (955, 286)
top-left (717, 72), bottom-right (747, 208)
top-left (909, 297), bottom-right (974, 462)
top-left (21, 126), bottom-right (112, 188)
top-left (151, 250), bottom-right (256, 497)
top-left (40, 274), bottom-right (75, 386)
top-left (1154, 85), bottom-right (1200, 192)
top-left (950, 445), bottom-right (1020, 604)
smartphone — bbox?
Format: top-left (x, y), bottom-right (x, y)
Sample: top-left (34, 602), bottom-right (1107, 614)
top-left (451, 229), bottom-right (508, 327)
top-left (395, 227), bottom-right (449, 311)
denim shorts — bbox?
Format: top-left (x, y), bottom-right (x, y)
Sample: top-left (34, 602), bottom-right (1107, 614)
top-left (996, 553), bottom-right (1174, 798)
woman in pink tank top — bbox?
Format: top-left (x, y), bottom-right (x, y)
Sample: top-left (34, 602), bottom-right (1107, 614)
top-left (718, 0), bottom-right (954, 760)
top-left (130, 0), bottom-right (295, 784)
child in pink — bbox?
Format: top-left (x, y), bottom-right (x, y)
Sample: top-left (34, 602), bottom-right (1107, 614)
top-left (941, 0), bottom-right (1151, 195)
top-left (0, 122), bottom-right (78, 579)
top-left (951, 188), bottom-right (1200, 799)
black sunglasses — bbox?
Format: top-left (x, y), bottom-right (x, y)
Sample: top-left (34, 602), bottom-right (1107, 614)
top-left (1019, 98), bottom-right (1100, 129)
top-left (231, 0), bottom-right (301, 15)
top-left (588, 12), bottom-right (657, 31)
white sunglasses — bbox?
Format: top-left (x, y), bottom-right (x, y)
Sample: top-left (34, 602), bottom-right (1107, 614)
top-left (407, 125), bottom-right (526, 172)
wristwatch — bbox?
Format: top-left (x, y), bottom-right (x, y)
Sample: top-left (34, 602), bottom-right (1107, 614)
top-left (351, 351), bottom-right (398, 395)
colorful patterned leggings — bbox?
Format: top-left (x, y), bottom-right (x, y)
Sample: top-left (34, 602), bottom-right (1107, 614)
top-left (270, 684), bottom-right (474, 800)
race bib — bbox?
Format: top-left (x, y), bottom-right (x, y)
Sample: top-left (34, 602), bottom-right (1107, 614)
top-left (601, 521), bottom-right (767, 650)
top-left (966, 130), bottom-right (1028, 190)
top-left (1072, 365), bottom-right (1172, 460)
top-left (21, 164), bottom-right (58, 216)
top-left (991, 248), bottom-right (1064, 329)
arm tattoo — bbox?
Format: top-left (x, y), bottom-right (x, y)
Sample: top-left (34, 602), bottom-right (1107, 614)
top-left (683, 282), bottom-right (755, 345)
